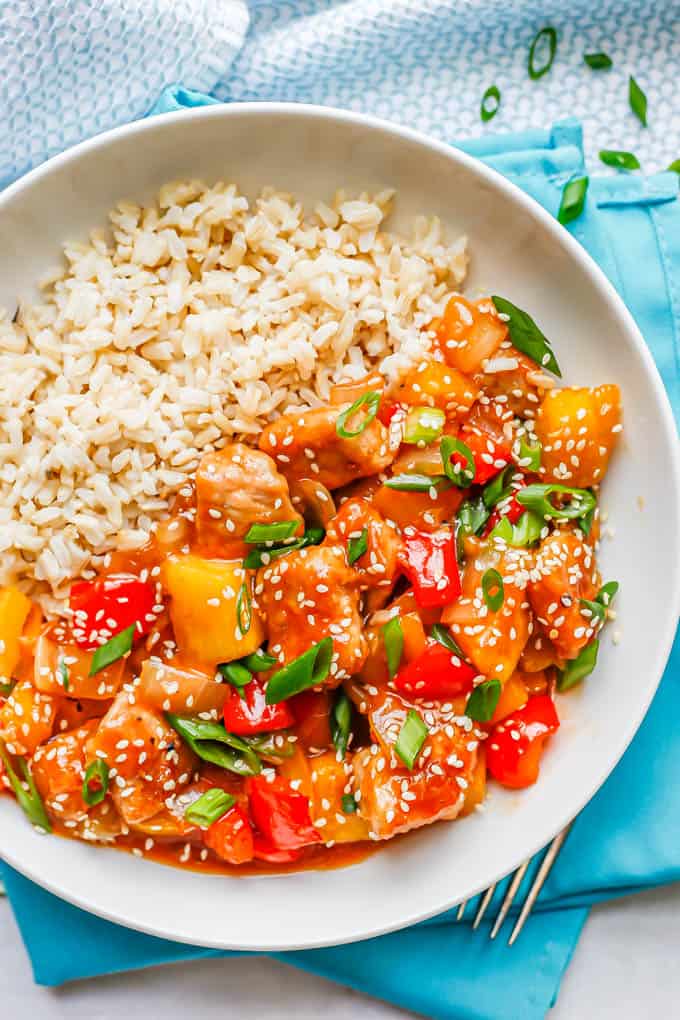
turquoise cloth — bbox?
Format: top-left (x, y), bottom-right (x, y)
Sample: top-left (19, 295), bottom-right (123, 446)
top-left (2, 96), bottom-right (679, 1020)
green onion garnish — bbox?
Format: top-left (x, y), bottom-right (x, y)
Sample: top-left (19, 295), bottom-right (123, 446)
top-left (489, 511), bottom-right (543, 548)
top-left (558, 176), bottom-right (589, 226)
top-left (584, 52), bottom-right (612, 70)
top-left (480, 85), bottom-right (501, 122)
top-left (241, 649), bottom-right (278, 672)
top-left (245, 520), bottom-right (299, 544)
top-left (430, 623), bottom-right (465, 659)
top-left (557, 639), bottom-right (599, 692)
top-left (235, 581), bottom-right (252, 635)
top-left (516, 436), bottom-right (542, 471)
top-left (244, 527), bottom-right (324, 568)
top-left (218, 661), bottom-right (252, 691)
top-left (348, 527), bottom-right (368, 565)
top-left (394, 709), bottom-right (428, 771)
top-left (491, 296), bottom-right (561, 376)
top-left (599, 150), bottom-right (640, 171)
top-left (335, 391), bottom-right (381, 439)
top-left (528, 26), bottom-right (557, 80)
top-left (243, 731), bottom-right (297, 762)
top-left (482, 465), bottom-right (515, 509)
top-left (629, 75), bottom-right (647, 126)
top-left (668, 160), bottom-right (680, 174)
top-left (166, 714), bottom-right (262, 776)
top-left (82, 759), bottom-right (110, 806)
top-left (184, 788), bottom-right (235, 828)
top-left (465, 679), bottom-right (502, 722)
top-left (577, 490), bottom-right (597, 536)
top-left (517, 483), bottom-right (596, 521)
top-left (331, 690), bottom-right (353, 758)
top-left (441, 436), bottom-right (476, 487)
top-left (580, 580), bottom-right (619, 624)
top-left (456, 495), bottom-right (491, 560)
top-left (0, 741), bottom-right (51, 831)
top-left (265, 637), bottom-right (334, 704)
top-left (57, 656), bottom-right (69, 691)
top-left (403, 406), bottom-right (445, 446)
top-left (383, 473), bottom-right (448, 492)
top-left (382, 616), bottom-right (404, 679)
top-left (481, 568), bottom-right (504, 612)
top-left (89, 624), bottom-right (135, 676)
top-left (341, 793), bottom-right (358, 814)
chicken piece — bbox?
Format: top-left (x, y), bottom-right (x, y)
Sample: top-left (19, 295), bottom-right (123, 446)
top-left (528, 528), bottom-right (600, 660)
top-left (534, 385), bottom-right (622, 487)
top-left (351, 688), bottom-right (480, 839)
top-left (259, 404), bottom-right (394, 491)
top-left (0, 680), bottom-right (56, 756)
top-left (87, 693), bottom-right (195, 825)
top-left (258, 543), bottom-right (367, 681)
top-left (442, 544), bottom-right (532, 682)
top-left (32, 721), bottom-right (99, 823)
top-left (474, 349), bottom-right (552, 418)
top-left (195, 443), bottom-right (303, 549)
top-left (325, 497), bottom-right (403, 590)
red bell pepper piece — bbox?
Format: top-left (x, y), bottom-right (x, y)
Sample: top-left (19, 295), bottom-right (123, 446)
top-left (394, 641), bottom-right (477, 699)
top-left (459, 429), bottom-right (512, 486)
top-left (400, 528), bottom-right (461, 609)
top-left (247, 775), bottom-right (321, 851)
top-left (69, 573), bottom-right (157, 650)
top-left (223, 679), bottom-right (294, 736)
top-left (486, 695), bottom-right (560, 789)
top-left (204, 804), bottom-right (255, 864)
top-left (484, 492), bottom-right (525, 536)
top-left (378, 400), bottom-right (405, 427)
top-left (253, 837), bottom-right (304, 864)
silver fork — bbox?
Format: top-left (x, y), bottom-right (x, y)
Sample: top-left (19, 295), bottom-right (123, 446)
top-left (455, 823), bottom-right (572, 944)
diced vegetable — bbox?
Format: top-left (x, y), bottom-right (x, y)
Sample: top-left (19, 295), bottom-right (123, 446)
top-left (0, 588), bottom-right (32, 682)
top-left (307, 750), bottom-right (370, 843)
top-left (490, 671), bottom-right (529, 724)
top-left (394, 641), bottom-right (477, 699)
top-left (204, 804), bottom-right (255, 864)
top-left (400, 528), bottom-right (461, 609)
top-left (394, 709), bottom-right (429, 770)
top-left (69, 574), bottom-right (157, 650)
top-left (247, 775), bottom-right (321, 851)
top-left (486, 695), bottom-right (559, 788)
top-left (223, 678), bottom-right (294, 736)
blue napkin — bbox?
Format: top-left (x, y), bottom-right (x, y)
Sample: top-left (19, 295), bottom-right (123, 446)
top-left (2, 95), bottom-right (679, 1020)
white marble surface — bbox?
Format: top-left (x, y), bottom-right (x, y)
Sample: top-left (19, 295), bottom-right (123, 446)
top-left (2, 883), bottom-right (679, 1018)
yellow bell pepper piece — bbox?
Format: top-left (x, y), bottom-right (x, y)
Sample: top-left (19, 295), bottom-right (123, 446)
top-left (0, 588), bottom-right (32, 683)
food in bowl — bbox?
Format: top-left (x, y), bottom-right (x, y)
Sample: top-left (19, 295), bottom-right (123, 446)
top-left (0, 180), bottom-right (622, 873)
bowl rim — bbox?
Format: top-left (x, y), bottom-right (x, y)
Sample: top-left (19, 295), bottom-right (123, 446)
top-left (1, 101), bottom-right (679, 951)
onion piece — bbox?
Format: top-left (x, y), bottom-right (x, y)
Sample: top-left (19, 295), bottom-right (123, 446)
top-left (483, 356), bottom-right (519, 374)
top-left (289, 478), bottom-right (337, 529)
top-left (137, 659), bottom-right (230, 716)
top-left (390, 444), bottom-right (444, 478)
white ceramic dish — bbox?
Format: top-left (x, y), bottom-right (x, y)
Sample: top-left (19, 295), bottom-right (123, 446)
top-left (0, 104), bottom-right (678, 952)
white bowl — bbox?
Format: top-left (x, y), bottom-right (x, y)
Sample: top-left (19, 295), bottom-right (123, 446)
top-left (1, 103), bottom-right (678, 952)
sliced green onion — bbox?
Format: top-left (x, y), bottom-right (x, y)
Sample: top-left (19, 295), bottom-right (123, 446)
top-left (331, 690), bottom-right (353, 758)
top-left (441, 436), bottom-right (476, 487)
top-left (481, 568), bottom-right (504, 612)
top-left (482, 465), bottom-right (515, 509)
top-left (491, 296), bottom-right (561, 376)
top-left (584, 52), bottom-right (612, 70)
top-left (184, 788), bottom-right (235, 828)
top-left (265, 637), bottom-right (334, 704)
top-left (0, 741), bottom-right (51, 831)
top-left (403, 406), bottom-right (445, 445)
top-left (244, 527), bottom-right (324, 569)
top-left (480, 85), bottom-right (501, 122)
top-left (489, 511), bottom-right (543, 547)
top-left (629, 75), bottom-right (647, 126)
top-left (558, 176), bottom-right (589, 226)
top-left (465, 679), bottom-right (501, 722)
top-left (517, 483), bottom-right (596, 521)
top-left (166, 714), bottom-right (262, 776)
top-left (336, 391), bottom-right (381, 439)
top-left (394, 709), bottom-right (428, 770)
top-left (82, 759), bottom-right (110, 807)
top-left (243, 731), bottom-right (297, 762)
top-left (89, 624), bottom-right (135, 676)
top-left (668, 160), bottom-right (680, 174)
top-left (528, 27), bottom-right (557, 80)
top-left (218, 661), bottom-right (252, 690)
top-left (245, 520), bottom-right (299, 544)
top-left (241, 649), bottom-right (278, 672)
top-left (382, 616), bottom-right (404, 679)
top-left (557, 639), bottom-right (599, 692)
top-left (348, 527), bottom-right (368, 565)
top-left (456, 495), bottom-right (491, 559)
top-left (57, 656), bottom-right (69, 691)
top-left (599, 149), bottom-right (640, 171)
top-left (235, 582), bottom-right (252, 635)
top-left (580, 580), bottom-right (619, 624)
top-left (341, 793), bottom-right (358, 814)
top-left (516, 436), bottom-right (542, 471)
top-left (0, 681), bottom-right (14, 697)
top-left (384, 472), bottom-right (448, 492)
top-left (430, 623), bottom-right (465, 659)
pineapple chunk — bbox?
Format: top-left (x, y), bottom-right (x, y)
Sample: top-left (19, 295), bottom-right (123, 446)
top-left (308, 750), bottom-right (370, 843)
top-left (394, 358), bottom-right (479, 421)
top-left (0, 588), bottom-right (32, 683)
top-left (164, 556), bottom-right (263, 666)
top-left (535, 384), bottom-right (622, 487)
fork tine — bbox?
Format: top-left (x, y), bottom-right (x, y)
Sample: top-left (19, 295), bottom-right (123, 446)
top-left (456, 899), bottom-right (468, 921)
top-left (472, 882), bottom-right (497, 929)
top-left (489, 859), bottom-right (530, 939)
top-left (507, 825), bottom-right (572, 945)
